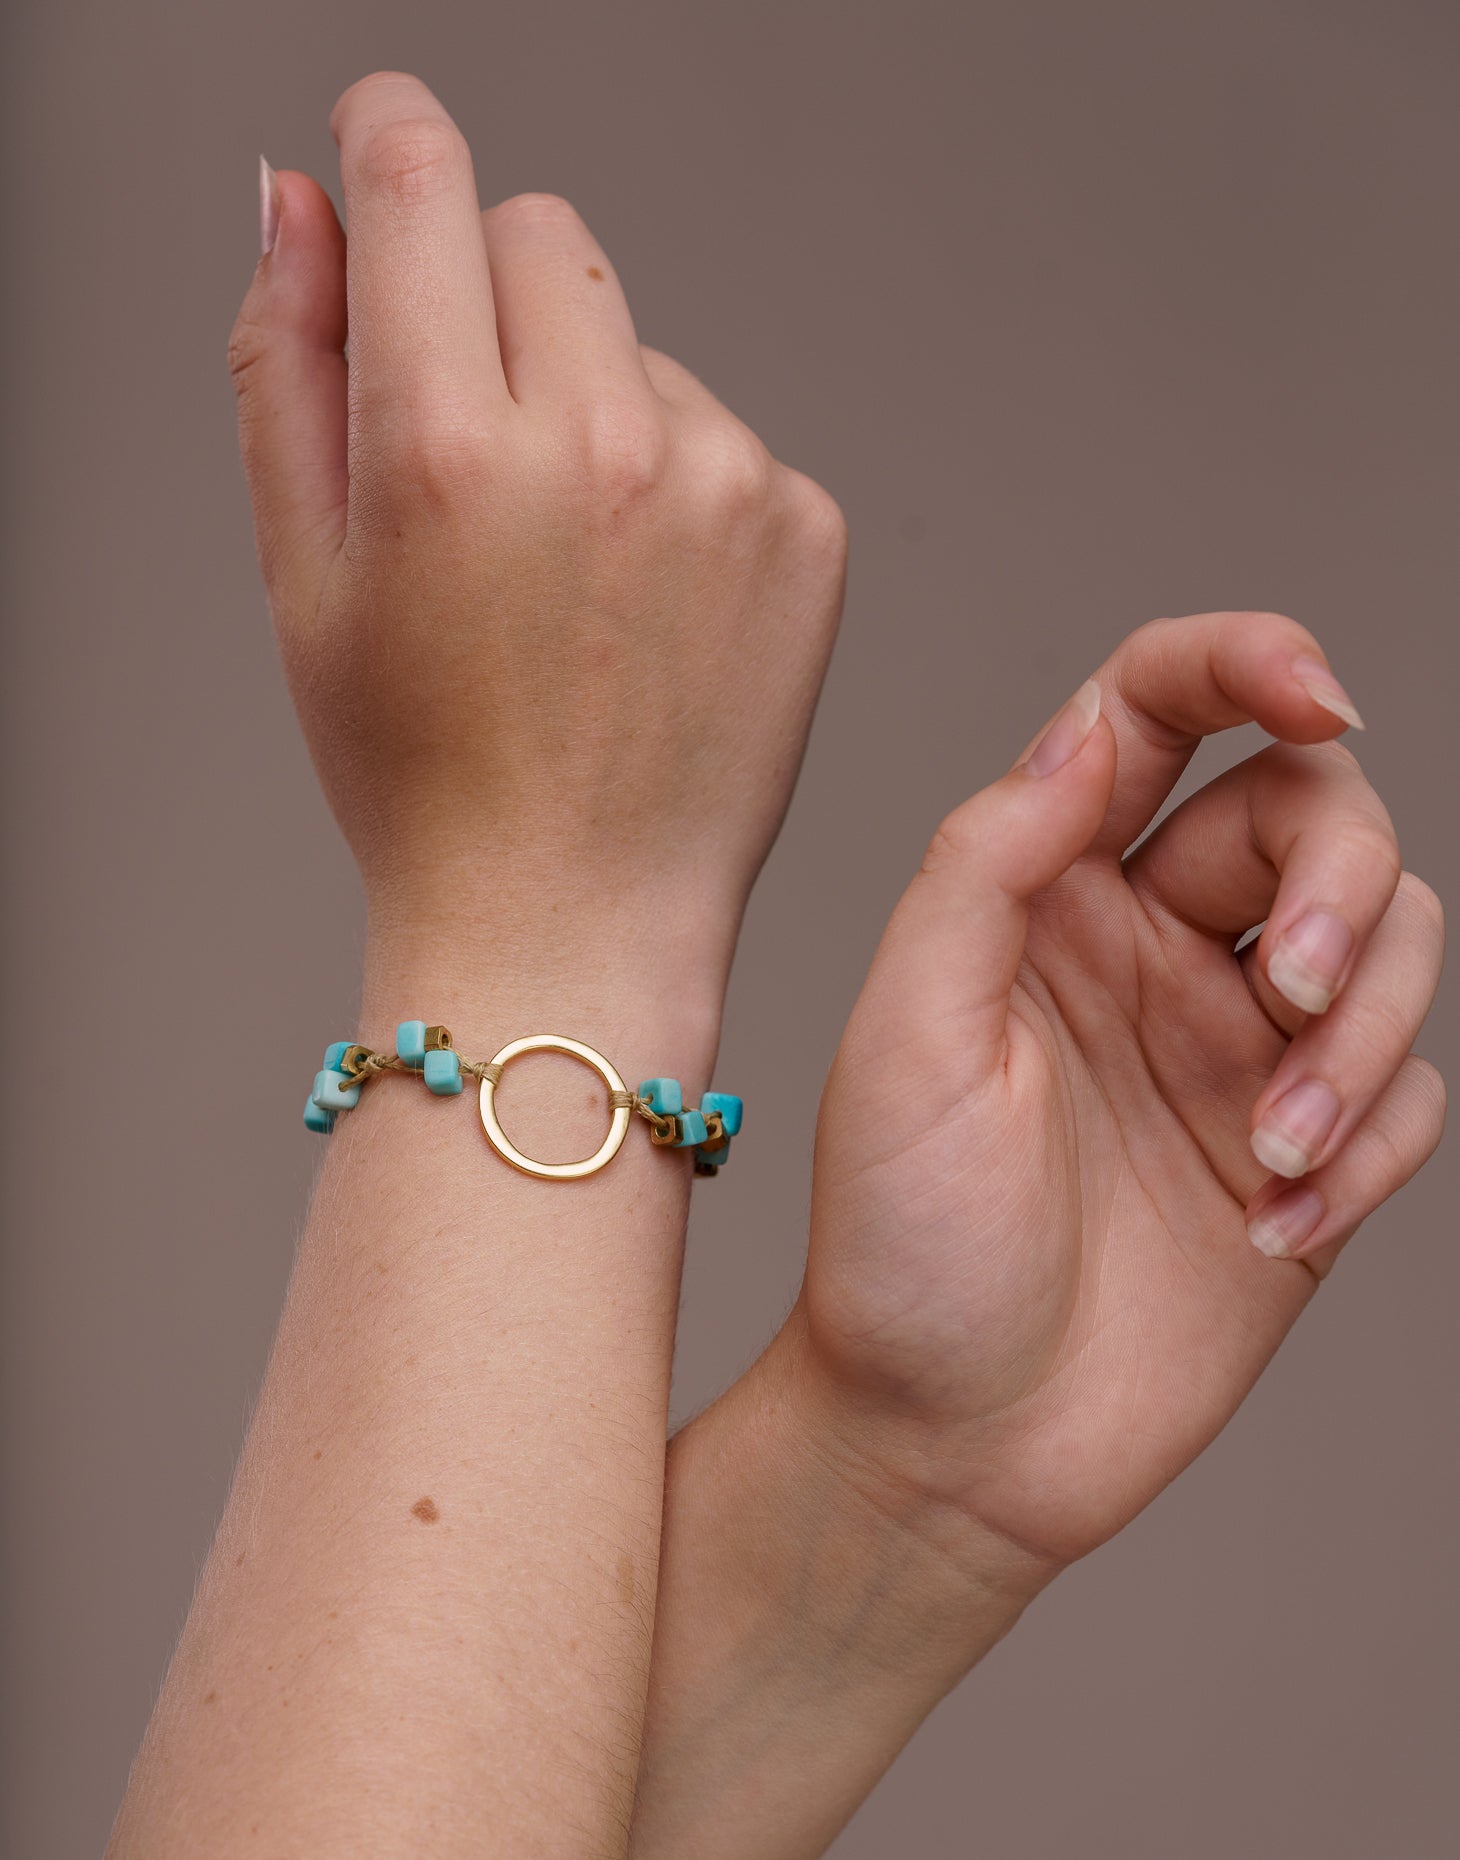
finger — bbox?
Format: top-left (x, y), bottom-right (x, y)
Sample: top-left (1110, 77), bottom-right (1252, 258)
top-left (1084, 611), bottom-right (1367, 858)
top-left (1246, 875), bottom-right (1444, 1181)
top-left (1126, 739), bottom-right (1401, 1019)
top-left (329, 72), bottom-right (508, 446)
top-left (227, 163), bottom-right (348, 618)
top-left (862, 679), bottom-right (1118, 1084)
top-left (1245, 1055), bottom-right (1446, 1274)
top-left (479, 194), bottom-right (652, 405)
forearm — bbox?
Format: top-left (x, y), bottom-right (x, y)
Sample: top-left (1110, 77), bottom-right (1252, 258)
top-left (628, 1308), bottom-right (1056, 1860)
top-left (111, 911), bottom-right (726, 1858)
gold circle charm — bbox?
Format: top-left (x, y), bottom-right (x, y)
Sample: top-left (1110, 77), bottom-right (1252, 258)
top-left (478, 1034), bottom-right (632, 1180)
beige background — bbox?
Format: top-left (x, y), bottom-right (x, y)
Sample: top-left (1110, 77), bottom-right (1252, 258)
top-left (3, 2), bottom-right (1456, 1854)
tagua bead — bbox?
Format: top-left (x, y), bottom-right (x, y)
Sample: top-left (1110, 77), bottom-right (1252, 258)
top-left (396, 1020), bottom-right (428, 1069)
top-left (312, 1067), bottom-right (361, 1111)
top-left (323, 1040), bottom-right (352, 1072)
top-left (423, 1048), bottom-right (463, 1096)
top-left (303, 1094), bottom-right (337, 1135)
top-left (700, 1092), bottom-right (744, 1137)
top-left (638, 1078), bottom-right (684, 1116)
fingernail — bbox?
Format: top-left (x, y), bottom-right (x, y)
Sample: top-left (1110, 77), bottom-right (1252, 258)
top-left (1268, 909), bottom-right (1354, 1015)
top-left (1251, 1078), bottom-right (1340, 1180)
top-left (260, 155), bottom-right (281, 255)
top-left (1025, 680), bottom-right (1102, 778)
top-left (1248, 1184), bottom-right (1325, 1259)
top-left (1291, 656), bottom-right (1365, 731)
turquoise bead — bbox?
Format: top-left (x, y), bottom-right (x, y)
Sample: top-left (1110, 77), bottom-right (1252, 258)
top-left (700, 1092), bottom-right (743, 1137)
top-left (323, 1040), bottom-right (351, 1071)
top-left (303, 1094), bottom-right (336, 1135)
top-left (638, 1077), bottom-right (684, 1116)
top-left (674, 1108), bottom-right (709, 1148)
top-left (423, 1048), bottom-right (463, 1096)
top-left (396, 1020), bottom-right (427, 1068)
top-left (312, 1067), bottom-right (361, 1111)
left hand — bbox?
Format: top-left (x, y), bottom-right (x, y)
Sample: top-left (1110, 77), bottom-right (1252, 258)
top-left (800, 611), bottom-right (1445, 1574)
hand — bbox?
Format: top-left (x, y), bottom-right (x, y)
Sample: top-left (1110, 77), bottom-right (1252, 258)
top-left (228, 72), bottom-right (845, 1002)
top-left (803, 611), bottom-right (1445, 1573)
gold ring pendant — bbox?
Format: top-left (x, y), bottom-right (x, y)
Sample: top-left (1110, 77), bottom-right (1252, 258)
top-left (478, 1034), bottom-right (632, 1180)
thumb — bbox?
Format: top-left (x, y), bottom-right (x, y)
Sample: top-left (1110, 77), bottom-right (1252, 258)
top-left (858, 678), bottom-right (1117, 1086)
top-left (227, 160), bottom-right (348, 625)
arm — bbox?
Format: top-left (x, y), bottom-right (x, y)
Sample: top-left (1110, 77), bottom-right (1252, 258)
top-left (108, 72), bottom-right (845, 1858)
top-left (629, 616), bottom-right (1445, 1856)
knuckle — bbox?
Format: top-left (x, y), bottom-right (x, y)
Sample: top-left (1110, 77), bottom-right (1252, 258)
top-left (789, 475), bottom-right (849, 564)
top-left (1407, 1056), bottom-right (1449, 1143)
top-left (1342, 817), bottom-right (1403, 892)
top-left (226, 307), bottom-right (267, 396)
top-left (1393, 871), bottom-right (1446, 946)
top-left (573, 401), bottom-right (669, 504)
top-left (364, 411), bottom-right (493, 516)
top-left (356, 115), bottom-right (467, 203)
top-left (489, 190), bottom-right (581, 230)
top-left (921, 806), bottom-right (976, 878)
top-left (692, 423), bottom-right (773, 514)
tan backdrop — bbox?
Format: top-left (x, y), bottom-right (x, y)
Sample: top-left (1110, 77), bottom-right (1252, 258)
top-left (3, 2), bottom-right (1456, 1854)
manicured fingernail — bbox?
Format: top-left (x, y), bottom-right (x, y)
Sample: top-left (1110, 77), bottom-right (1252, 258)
top-left (1248, 1184), bottom-right (1325, 1259)
top-left (1268, 909), bottom-right (1353, 1015)
top-left (260, 155), bottom-right (281, 255)
top-left (1291, 656), bottom-right (1365, 731)
top-left (1025, 680), bottom-right (1102, 778)
top-left (1251, 1078), bottom-right (1340, 1179)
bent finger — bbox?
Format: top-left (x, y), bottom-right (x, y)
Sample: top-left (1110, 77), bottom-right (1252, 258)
top-left (1246, 874), bottom-right (1444, 1180)
top-left (1085, 611), bottom-right (1366, 858)
top-left (1246, 1055), bottom-right (1446, 1274)
top-left (1127, 739), bottom-right (1401, 1022)
top-left (228, 164), bottom-right (348, 621)
top-left (329, 71), bottom-right (508, 452)
top-left (480, 194), bottom-right (651, 406)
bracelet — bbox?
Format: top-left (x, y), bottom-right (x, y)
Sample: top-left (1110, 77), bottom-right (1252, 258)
top-left (303, 1020), bottom-right (742, 1182)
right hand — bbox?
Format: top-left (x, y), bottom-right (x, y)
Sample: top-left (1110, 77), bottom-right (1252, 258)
top-left (227, 71), bottom-right (846, 989)
top-left (799, 612), bottom-right (1444, 1578)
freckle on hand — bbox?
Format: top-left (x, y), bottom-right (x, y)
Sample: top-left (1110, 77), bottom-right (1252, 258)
top-left (412, 1496), bottom-right (440, 1523)
top-left (586, 265), bottom-right (604, 281)
top-left (203, 1690), bottom-right (217, 1705)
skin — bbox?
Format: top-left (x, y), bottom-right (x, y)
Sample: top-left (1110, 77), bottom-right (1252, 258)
top-left (629, 624), bottom-right (1445, 1856)
top-left (108, 72), bottom-right (842, 1859)
top-left (109, 67), bottom-right (1445, 1860)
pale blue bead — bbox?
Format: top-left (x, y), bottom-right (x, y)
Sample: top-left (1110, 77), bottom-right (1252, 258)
top-left (638, 1077), bottom-right (684, 1116)
top-left (423, 1048), bottom-right (463, 1096)
top-left (700, 1092), bottom-right (743, 1137)
top-left (303, 1094), bottom-right (336, 1134)
top-left (396, 1020), bottom-right (427, 1068)
top-left (312, 1067), bottom-right (361, 1111)
top-left (324, 1040), bottom-right (351, 1071)
top-left (675, 1108), bottom-right (708, 1148)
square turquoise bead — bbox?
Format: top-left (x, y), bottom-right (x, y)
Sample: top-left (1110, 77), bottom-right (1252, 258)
top-left (312, 1067), bottom-right (361, 1111)
top-left (323, 1040), bottom-right (352, 1071)
top-left (423, 1048), bottom-right (463, 1096)
top-left (700, 1092), bottom-right (743, 1136)
top-left (396, 1020), bottom-right (428, 1068)
top-left (303, 1095), bottom-right (337, 1135)
top-left (638, 1078), bottom-right (684, 1116)
top-left (674, 1108), bottom-right (709, 1148)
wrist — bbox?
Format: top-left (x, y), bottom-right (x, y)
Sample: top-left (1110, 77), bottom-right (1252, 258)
top-left (671, 1309), bottom-right (1056, 1711)
top-left (359, 865), bottom-right (738, 1059)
